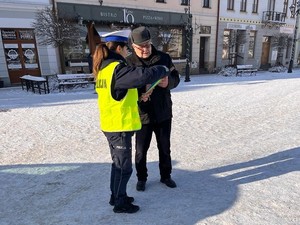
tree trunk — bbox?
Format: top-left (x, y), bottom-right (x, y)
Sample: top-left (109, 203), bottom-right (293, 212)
top-left (58, 45), bottom-right (66, 74)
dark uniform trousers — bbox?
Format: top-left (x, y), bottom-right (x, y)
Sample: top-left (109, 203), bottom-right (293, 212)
top-left (135, 119), bottom-right (172, 181)
top-left (104, 131), bottom-right (134, 205)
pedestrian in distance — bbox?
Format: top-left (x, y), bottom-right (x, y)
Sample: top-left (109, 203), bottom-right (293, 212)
top-left (126, 26), bottom-right (180, 192)
top-left (93, 30), bottom-right (170, 213)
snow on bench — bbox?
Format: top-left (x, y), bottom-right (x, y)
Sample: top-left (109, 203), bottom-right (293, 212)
top-left (236, 65), bottom-right (257, 76)
top-left (57, 73), bottom-right (94, 92)
top-left (20, 75), bottom-right (49, 94)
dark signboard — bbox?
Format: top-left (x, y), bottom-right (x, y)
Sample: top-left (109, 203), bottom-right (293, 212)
top-left (57, 2), bottom-right (188, 26)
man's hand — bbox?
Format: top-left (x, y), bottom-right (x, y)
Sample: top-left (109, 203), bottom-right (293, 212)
top-left (140, 84), bottom-right (153, 102)
top-left (158, 76), bottom-right (168, 88)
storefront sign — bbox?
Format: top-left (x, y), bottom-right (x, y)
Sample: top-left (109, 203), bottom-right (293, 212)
top-left (57, 2), bottom-right (188, 26)
top-left (19, 30), bottom-right (34, 40)
top-left (227, 23), bottom-right (256, 30)
top-left (1, 30), bottom-right (17, 40)
top-left (280, 27), bottom-right (293, 34)
top-left (199, 26), bottom-right (211, 34)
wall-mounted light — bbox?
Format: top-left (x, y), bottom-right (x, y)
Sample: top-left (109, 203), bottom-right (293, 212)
top-left (99, 0), bottom-right (103, 6)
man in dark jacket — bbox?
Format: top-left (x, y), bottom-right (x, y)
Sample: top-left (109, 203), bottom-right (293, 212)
top-left (126, 26), bottom-right (180, 191)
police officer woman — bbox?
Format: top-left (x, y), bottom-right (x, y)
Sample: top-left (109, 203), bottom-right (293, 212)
top-left (93, 31), bottom-right (169, 213)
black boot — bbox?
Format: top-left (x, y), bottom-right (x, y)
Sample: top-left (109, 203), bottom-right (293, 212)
top-left (109, 195), bottom-right (134, 206)
top-left (160, 178), bottom-right (177, 188)
top-left (136, 181), bottom-right (146, 191)
top-left (113, 197), bottom-right (139, 213)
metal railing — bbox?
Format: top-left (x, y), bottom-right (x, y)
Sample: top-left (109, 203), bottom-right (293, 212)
top-left (262, 11), bottom-right (286, 23)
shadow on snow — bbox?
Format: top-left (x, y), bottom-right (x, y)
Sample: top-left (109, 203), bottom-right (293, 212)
top-left (1, 147), bottom-right (299, 225)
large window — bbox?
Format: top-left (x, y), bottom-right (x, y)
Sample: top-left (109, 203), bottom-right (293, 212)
top-left (228, 0), bottom-right (234, 10)
top-left (203, 0), bottom-right (210, 8)
top-left (240, 0), bottom-right (247, 12)
top-left (252, 0), bottom-right (259, 13)
top-left (283, 0), bottom-right (289, 17)
top-left (248, 31), bottom-right (256, 58)
top-left (291, 0), bottom-right (296, 18)
top-left (181, 0), bottom-right (189, 5)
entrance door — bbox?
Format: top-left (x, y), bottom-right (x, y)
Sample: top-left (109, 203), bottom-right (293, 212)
top-left (2, 29), bottom-right (41, 84)
top-left (261, 37), bottom-right (270, 66)
top-left (199, 37), bottom-right (206, 72)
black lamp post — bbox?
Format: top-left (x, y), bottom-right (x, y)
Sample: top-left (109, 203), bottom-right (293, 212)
top-left (184, 0), bottom-right (192, 82)
top-left (288, 1), bottom-right (300, 73)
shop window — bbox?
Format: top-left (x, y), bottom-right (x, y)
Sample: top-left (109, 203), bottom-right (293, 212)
top-left (4, 43), bottom-right (21, 69)
top-left (286, 38), bottom-right (292, 59)
top-left (22, 44), bottom-right (38, 69)
top-left (248, 31), bottom-right (256, 58)
top-left (154, 27), bottom-right (184, 59)
top-left (222, 30), bottom-right (231, 59)
top-left (64, 38), bottom-right (89, 63)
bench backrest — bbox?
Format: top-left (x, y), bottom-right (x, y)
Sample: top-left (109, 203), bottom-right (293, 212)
top-left (237, 65), bottom-right (254, 69)
top-left (69, 62), bottom-right (89, 67)
top-left (57, 73), bottom-right (94, 80)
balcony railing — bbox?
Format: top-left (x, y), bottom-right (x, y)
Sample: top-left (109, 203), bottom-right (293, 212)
top-left (262, 11), bottom-right (286, 24)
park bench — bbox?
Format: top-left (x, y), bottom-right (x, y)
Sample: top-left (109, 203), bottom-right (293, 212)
top-left (236, 65), bottom-right (258, 76)
top-left (57, 73), bottom-right (94, 92)
top-left (20, 75), bottom-right (50, 94)
top-left (69, 61), bottom-right (89, 73)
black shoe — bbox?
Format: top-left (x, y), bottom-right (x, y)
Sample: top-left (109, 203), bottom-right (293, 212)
top-left (109, 195), bottom-right (134, 206)
top-left (136, 181), bottom-right (146, 191)
top-left (160, 178), bottom-right (177, 188)
top-left (113, 203), bottom-right (140, 213)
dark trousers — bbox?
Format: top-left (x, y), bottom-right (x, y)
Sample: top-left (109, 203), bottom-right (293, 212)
top-left (104, 131), bottom-right (134, 205)
top-left (135, 119), bottom-right (172, 181)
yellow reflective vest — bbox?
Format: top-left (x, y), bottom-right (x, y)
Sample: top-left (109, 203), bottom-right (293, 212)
top-left (95, 61), bottom-right (141, 132)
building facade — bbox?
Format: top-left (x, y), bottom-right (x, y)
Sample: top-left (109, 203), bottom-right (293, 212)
top-left (55, 0), bottom-right (218, 75)
top-left (1, 0), bottom-right (299, 87)
top-left (217, 0), bottom-right (298, 70)
top-left (0, 0), bottom-right (60, 87)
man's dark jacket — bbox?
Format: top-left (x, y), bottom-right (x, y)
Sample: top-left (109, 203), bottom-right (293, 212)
top-left (126, 46), bottom-right (180, 124)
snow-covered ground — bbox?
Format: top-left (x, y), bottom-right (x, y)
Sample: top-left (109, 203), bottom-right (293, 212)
top-left (1, 70), bottom-right (299, 225)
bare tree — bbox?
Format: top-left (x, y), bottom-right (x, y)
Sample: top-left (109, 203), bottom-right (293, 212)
top-left (222, 30), bottom-right (246, 66)
top-left (271, 33), bottom-right (292, 65)
top-left (150, 26), bottom-right (182, 58)
top-left (32, 7), bottom-right (81, 73)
